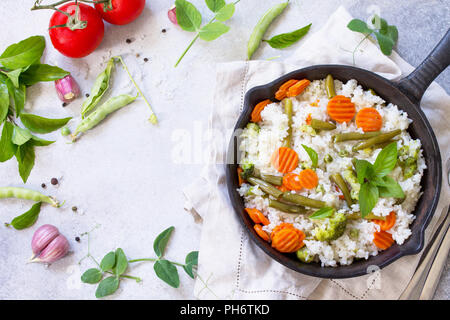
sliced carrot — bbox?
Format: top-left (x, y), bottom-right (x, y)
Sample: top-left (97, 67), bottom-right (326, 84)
top-left (327, 95), bottom-right (356, 123)
top-left (298, 169), bottom-right (319, 189)
top-left (271, 228), bottom-right (305, 253)
top-left (282, 173), bottom-right (303, 191)
top-left (251, 99), bottom-right (271, 123)
top-left (373, 230), bottom-right (394, 250)
top-left (287, 79), bottom-right (311, 97)
top-left (275, 79), bottom-right (299, 100)
top-left (256, 210), bottom-right (270, 226)
top-left (271, 222), bottom-right (295, 240)
top-left (237, 167), bottom-right (244, 186)
top-left (245, 208), bottom-right (262, 224)
top-left (355, 107), bottom-right (383, 132)
top-left (306, 113), bottom-right (312, 125)
top-left (271, 147), bottom-right (299, 174)
top-left (335, 185), bottom-right (345, 200)
top-left (254, 224), bottom-right (270, 242)
top-left (373, 211), bottom-right (396, 231)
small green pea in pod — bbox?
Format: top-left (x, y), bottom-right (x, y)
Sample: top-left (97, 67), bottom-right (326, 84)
top-left (0, 187), bottom-right (60, 207)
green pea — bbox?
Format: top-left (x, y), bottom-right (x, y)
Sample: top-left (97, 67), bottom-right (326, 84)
top-left (61, 127), bottom-right (71, 136)
top-left (247, 2), bottom-right (289, 59)
top-left (0, 187), bottom-right (59, 207)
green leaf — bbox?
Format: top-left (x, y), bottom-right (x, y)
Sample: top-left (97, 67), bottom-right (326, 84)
top-left (215, 3), bottom-right (235, 22)
top-left (374, 31), bottom-right (395, 55)
top-left (309, 206), bottom-right (335, 219)
top-left (0, 122), bottom-right (17, 162)
top-left (0, 36), bottom-right (45, 70)
top-left (347, 19), bottom-right (372, 34)
top-left (12, 125), bottom-right (32, 145)
top-left (154, 259), bottom-right (180, 288)
top-left (15, 141), bottom-right (35, 183)
top-left (373, 142), bottom-right (397, 177)
top-left (3, 69), bottom-right (22, 88)
top-left (95, 276), bottom-right (119, 298)
top-left (100, 251), bottom-right (116, 272)
top-left (19, 64), bottom-right (69, 86)
top-left (19, 113), bottom-right (71, 134)
top-left (359, 182), bottom-right (379, 218)
top-left (378, 176), bottom-right (405, 199)
top-left (265, 23), bottom-right (312, 49)
top-left (205, 0), bottom-right (225, 12)
top-left (199, 22), bottom-right (230, 41)
top-left (113, 248), bottom-right (128, 276)
top-left (0, 75), bottom-right (9, 123)
top-left (183, 251), bottom-right (199, 279)
top-left (354, 159), bottom-right (373, 184)
top-left (30, 135), bottom-right (54, 147)
top-left (386, 25), bottom-right (398, 43)
top-left (301, 144), bottom-right (318, 167)
top-left (6, 80), bottom-right (26, 115)
top-left (9, 202), bottom-right (41, 230)
top-left (153, 226), bottom-right (174, 257)
top-left (81, 268), bottom-right (103, 284)
top-left (175, 0), bottom-right (202, 32)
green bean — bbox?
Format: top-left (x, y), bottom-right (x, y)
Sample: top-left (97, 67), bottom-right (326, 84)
top-left (333, 131), bottom-right (381, 142)
top-left (72, 94), bottom-right (137, 140)
top-left (247, 2), bottom-right (289, 59)
top-left (310, 118), bottom-right (336, 131)
top-left (248, 177), bottom-right (283, 198)
top-left (347, 212), bottom-right (385, 221)
top-left (283, 98), bottom-right (293, 147)
top-left (253, 168), bottom-right (283, 186)
top-left (352, 129), bottom-right (401, 151)
top-left (330, 173), bottom-right (353, 207)
top-left (0, 187), bottom-right (59, 207)
top-left (372, 139), bottom-right (397, 150)
top-left (281, 192), bottom-right (326, 208)
top-left (325, 74), bottom-right (336, 99)
top-left (269, 199), bottom-right (307, 214)
top-left (81, 58), bottom-right (115, 118)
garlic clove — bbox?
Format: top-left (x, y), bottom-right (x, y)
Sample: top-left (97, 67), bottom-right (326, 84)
top-left (55, 75), bottom-right (80, 103)
top-left (168, 5), bottom-right (178, 25)
top-left (31, 224), bottom-right (60, 257)
top-left (31, 234), bottom-right (70, 264)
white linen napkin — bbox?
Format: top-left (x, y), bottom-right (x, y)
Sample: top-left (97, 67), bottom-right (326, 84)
top-left (183, 6), bottom-right (450, 300)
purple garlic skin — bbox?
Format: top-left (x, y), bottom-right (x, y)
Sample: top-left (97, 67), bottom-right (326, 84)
top-left (34, 234), bottom-right (70, 264)
top-left (55, 75), bottom-right (80, 103)
top-left (31, 224), bottom-right (60, 256)
top-left (168, 5), bottom-right (178, 25)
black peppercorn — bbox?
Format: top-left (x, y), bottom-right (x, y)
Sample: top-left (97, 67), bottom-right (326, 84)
top-left (85, 93), bottom-right (90, 97)
top-left (144, 58), bottom-right (149, 62)
top-left (51, 178), bottom-right (58, 185)
top-left (72, 206), bottom-right (78, 212)
top-left (126, 38), bottom-right (132, 44)
top-left (41, 183), bottom-right (46, 188)
top-left (62, 102), bottom-right (67, 107)
top-left (162, 29), bottom-right (166, 33)
top-left (75, 237), bottom-right (80, 242)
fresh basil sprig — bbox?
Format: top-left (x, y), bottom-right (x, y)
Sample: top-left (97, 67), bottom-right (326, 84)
top-left (81, 226), bottom-right (199, 298)
top-left (355, 142), bottom-right (404, 217)
top-left (0, 36), bottom-right (70, 183)
top-left (301, 144), bottom-right (318, 168)
top-left (309, 206), bottom-right (335, 220)
top-left (265, 23), bottom-right (311, 49)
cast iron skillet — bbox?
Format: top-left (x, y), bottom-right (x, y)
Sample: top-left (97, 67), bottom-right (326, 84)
top-left (226, 29), bottom-right (449, 279)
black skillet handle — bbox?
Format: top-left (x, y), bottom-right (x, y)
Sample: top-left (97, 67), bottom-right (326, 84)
top-left (397, 29), bottom-right (450, 104)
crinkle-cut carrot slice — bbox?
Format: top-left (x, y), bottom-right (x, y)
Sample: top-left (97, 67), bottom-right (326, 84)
top-left (327, 95), bottom-right (356, 123)
top-left (251, 99), bottom-right (272, 123)
top-left (271, 147), bottom-right (299, 174)
top-left (245, 208), bottom-right (262, 224)
top-left (282, 173), bottom-right (303, 191)
top-left (373, 230), bottom-right (394, 250)
top-left (287, 79), bottom-right (311, 97)
top-left (356, 107), bottom-right (383, 132)
top-left (298, 169), bottom-right (319, 189)
top-left (373, 211), bottom-right (396, 231)
top-left (271, 222), bottom-right (295, 240)
top-left (271, 228), bottom-right (305, 253)
top-left (254, 224), bottom-right (270, 242)
top-left (275, 79), bottom-right (299, 100)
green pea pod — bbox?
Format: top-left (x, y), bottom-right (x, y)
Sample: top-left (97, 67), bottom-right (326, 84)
top-left (81, 58), bottom-right (115, 118)
top-left (0, 187), bottom-right (59, 207)
top-left (247, 2), bottom-right (289, 59)
top-left (73, 94), bottom-right (138, 139)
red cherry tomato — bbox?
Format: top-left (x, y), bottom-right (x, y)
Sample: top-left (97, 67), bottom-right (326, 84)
top-left (49, 2), bottom-right (104, 58)
top-left (94, 0), bottom-right (146, 25)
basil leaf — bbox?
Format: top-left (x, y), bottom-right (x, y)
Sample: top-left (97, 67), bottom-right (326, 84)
top-left (309, 206), bottom-right (335, 219)
top-left (175, 0), bottom-right (202, 32)
top-left (373, 31), bottom-right (395, 56)
top-left (113, 248), bottom-right (128, 276)
top-left (95, 276), bottom-right (119, 298)
top-left (0, 36), bottom-right (45, 70)
top-left (354, 159), bottom-right (373, 184)
top-left (183, 251), bottom-right (199, 279)
top-left (15, 141), bottom-right (35, 183)
top-left (154, 259), bottom-right (180, 288)
top-left (153, 226), bottom-right (174, 257)
top-left (30, 135), bottom-right (54, 147)
top-left (265, 23), bottom-right (312, 49)
top-left (373, 142), bottom-right (397, 177)
top-left (301, 144), bottom-right (318, 167)
top-left (359, 182), bottom-right (379, 218)
top-left (81, 268), bottom-right (103, 284)
top-left (199, 22), bottom-right (230, 41)
top-left (100, 251), bottom-right (116, 272)
top-left (19, 113), bottom-right (71, 134)
top-left (9, 202), bottom-right (41, 230)
top-left (378, 176), bottom-right (405, 199)
top-left (347, 19), bottom-right (372, 34)
top-left (19, 64), bottom-right (69, 86)
top-left (6, 80), bottom-right (26, 115)
top-left (386, 25), bottom-right (398, 43)
top-left (0, 122), bottom-right (17, 162)
top-left (205, 0), bottom-right (225, 12)
top-left (3, 69), bottom-right (22, 88)
top-left (0, 75), bottom-right (9, 123)
top-left (12, 125), bottom-right (32, 145)
top-left (215, 3), bottom-right (235, 22)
